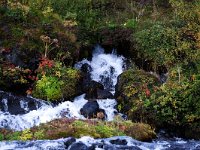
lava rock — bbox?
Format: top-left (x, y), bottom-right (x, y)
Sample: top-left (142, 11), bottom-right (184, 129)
top-left (64, 137), bottom-right (76, 149)
top-left (80, 101), bottom-right (106, 119)
top-left (110, 139), bottom-right (127, 145)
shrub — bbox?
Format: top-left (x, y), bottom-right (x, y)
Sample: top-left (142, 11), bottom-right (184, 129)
top-left (33, 75), bottom-right (64, 101)
top-left (20, 129), bottom-right (33, 141)
top-left (33, 61), bottom-right (82, 101)
top-left (0, 134), bottom-right (4, 141)
top-left (5, 131), bottom-right (21, 141)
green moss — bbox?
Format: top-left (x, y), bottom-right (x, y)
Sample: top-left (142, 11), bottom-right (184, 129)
top-left (5, 131), bottom-right (21, 141)
top-left (0, 134), bottom-right (4, 141)
top-left (34, 130), bottom-right (45, 140)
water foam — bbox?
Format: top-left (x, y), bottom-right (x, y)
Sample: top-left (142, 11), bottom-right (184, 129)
top-left (0, 45), bottom-right (125, 130)
top-left (75, 45), bottom-right (125, 90)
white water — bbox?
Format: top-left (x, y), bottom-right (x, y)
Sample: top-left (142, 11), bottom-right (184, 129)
top-left (75, 45), bottom-right (125, 91)
top-left (1, 46), bottom-right (200, 149)
top-left (1, 136), bottom-right (200, 150)
top-left (0, 45), bottom-right (125, 131)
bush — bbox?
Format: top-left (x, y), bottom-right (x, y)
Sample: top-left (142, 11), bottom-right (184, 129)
top-left (121, 66), bottom-right (200, 138)
top-left (33, 61), bottom-right (82, 101)
top-left (33, 75), bottom-right (64, 101)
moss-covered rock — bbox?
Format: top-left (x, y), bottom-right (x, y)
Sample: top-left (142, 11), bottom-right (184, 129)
top-left (115, 69), bottom-right (161, 123)
top-left (115, 67), bottom-right (200, 140)
top-left (0, 118), bottom-right (156, 141)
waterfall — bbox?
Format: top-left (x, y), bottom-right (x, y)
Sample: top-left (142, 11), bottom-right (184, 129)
top-left (0, 45), bottom-right (125, 131)
top-left (0, 46), bottom-right (200, 150)
top-left (75, 45), bottom-right (125, 91)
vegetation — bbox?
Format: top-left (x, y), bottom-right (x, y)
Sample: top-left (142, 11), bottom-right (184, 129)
top-left (0, 118), bottom-right (155, 141)
top-left (32, 61), bottom-right (82, 101)
top-left (0, 0), bottom-right (200, 140)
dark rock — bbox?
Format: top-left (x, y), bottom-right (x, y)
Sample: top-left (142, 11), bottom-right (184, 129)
top-left (83, 80), bottom-right (104, 93)
top-left (80, 101), bottom-right (107, 119)
top-left (0, 91), bottom-right (50, 115)
top-left (96, 89), bottom-right (113, 99)
top-left (110, 139), bottom-right (127, 145)
top-left (69, 142), bottom-right (88, 150)
top-left (81, 63), bottom-right (92, 74)
top-left (81, 64), bottom-right (92, 94)
top-left (64, 137), bottom-right (76, 149)
top-left (80, 101), bottom-right (100, 118)
top-left (83, 81), bottom-right (104, 100)
top-left (88, 144), bottom-right (96, 150)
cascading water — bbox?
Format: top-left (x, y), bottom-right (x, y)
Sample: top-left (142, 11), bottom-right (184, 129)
top-left (75, 45), bottom-right (125, 91)
top-left (1, 45), bottom-right (200, 150)
top-left (0, 45), bottom-right (124, 131)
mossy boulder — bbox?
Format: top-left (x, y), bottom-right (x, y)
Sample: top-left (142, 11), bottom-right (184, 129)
top-left (115, 69), bottom-right (161, 123)
top-left (0, 118), bottom-right (156, 141)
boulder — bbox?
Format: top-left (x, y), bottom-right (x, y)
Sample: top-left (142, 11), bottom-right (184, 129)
top-left (115, 69), bottom-right (161, 122)
top-left (80, 101), bottom-right (106, 119)
top-left (110, 139), bottom-right (127, 145)
top-left (64, 137), bottom-right (76, 149)
top-left (83, 80), bottom-right (104, 100)
top-left (83, 80), bottom-right (104, 93)
top-left (69, 142), bottom-right (88, 150)
top-left (80, 63), bottom-right (92, 74)
top-left (96, 89), bottom-right (113, 99)
top-left (85, 88), bottom-right (113, 100)
top-left (0, 91), bottom-right (50, 115)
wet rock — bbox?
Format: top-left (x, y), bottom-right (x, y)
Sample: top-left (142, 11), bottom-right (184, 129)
top-left (4, 48), bottom-right (26, 68)
top-left (69, 142), bottom-right (88, 150)
top-left (81, 63), bottom-right (92, 74)
top-left (0, 91), bottom-right (49, 115)
top-left (85, 88), bottom-right (114, 100)
top-left (110, 139), bottom-right (127, 145)
top-left (83, 81), bottom-right (104, 100)
top-left (96, 89), bottom-right (114, 99)
top-left (83, 79), bottom-right (114, 100)
top-left (83, 80), bottom-right (104, 93)
top-left (80, 101), bottom-right (106, 119)
top-left (64, 137), bottom-right (76, 149)
top-left (80, 101), bottom-right (99, 118)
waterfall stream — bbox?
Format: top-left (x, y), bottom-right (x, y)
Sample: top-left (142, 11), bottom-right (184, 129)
top-left (0, 45), bottom-right (124, 131)
top-left (0, 45), bottom-right (200, 149)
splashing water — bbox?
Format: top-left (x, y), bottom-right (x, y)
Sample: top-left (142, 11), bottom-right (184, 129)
top-left (1, 46), bottom-right (200, 149)
top-left (0, 45), bottom-right (125, 131)
top-left (75, 45), bottom-right (125, 91)
top-left (1, 136), bottom-right (200, 150)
